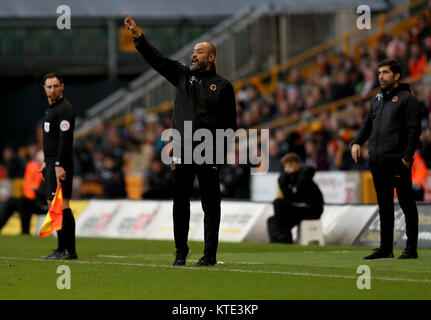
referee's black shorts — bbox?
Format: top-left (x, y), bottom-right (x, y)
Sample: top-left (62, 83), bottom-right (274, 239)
top-left (45, 157), bottom-right (74, 201)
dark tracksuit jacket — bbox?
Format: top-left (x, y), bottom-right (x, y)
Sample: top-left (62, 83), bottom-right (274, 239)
top-left (277, 166), bottom-right (324, 219)
top-left (134, 34), bottom-right (237, 258)
top-left (134, 35), bottom-right (237, 164)
top-left (268, 166), bottom-right (324, 243)
top-left (352, 83), bottom-right (424, 250)
top-left (42, 97), bottom-right (75, 199)
top-left (352, 83), bottom-right (423, 164)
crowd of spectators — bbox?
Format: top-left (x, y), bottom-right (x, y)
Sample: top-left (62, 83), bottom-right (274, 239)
top-left (3, 10), bottom-right (431, 201)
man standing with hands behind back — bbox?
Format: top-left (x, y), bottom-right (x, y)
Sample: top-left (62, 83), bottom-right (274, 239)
top-left (41, 73), bottom-right (77, 260)
top-left (124, 13), bottom-right (237, 267)
top-left (351, 60), bottom-right (424, 260)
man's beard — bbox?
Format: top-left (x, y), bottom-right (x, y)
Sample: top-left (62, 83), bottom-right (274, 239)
top-left (190, 58), bottom-right (208, 71)
top-left (380, 80), bottom-right (396, 91)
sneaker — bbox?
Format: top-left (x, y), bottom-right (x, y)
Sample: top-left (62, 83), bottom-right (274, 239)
top-left (195, 256), bottom-right (217, 267)
top-left (398, 247), bottom-right (418, 259)
top-left (58, 250), bottom-right (78, 260)
top-left (363, 248), bottom-right (394, 260)
top-left (43, 249), bottom-right (64, 260)
top-left (173, 248), bottom-right (192, 266)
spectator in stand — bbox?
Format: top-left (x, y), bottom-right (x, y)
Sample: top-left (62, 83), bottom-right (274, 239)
top-left (0, 165), bottom-right (7, 179)
top-left (268, 138), bottom-right (282, 172)
top-left (286, 67), bottom-right (306, 87)
top-left (142, 154), bottom-right (173, 199)
top-left (421, 126), bottom-right (431, 168)
top-left (105, 126), bottom-right (126, 166)
top-left (398, 39), bottom-right (410, 78)
top-left (316, 54), bottom-right (332, 76)
top-left (248, 100), bottom-right (261, 124)
top-left (327, 139), bottom-right (343, 170)
top-left (74, 140), bottom-right (96, 177)
top-left (285, 132), bottom-right (306, 161)
top-left (304, 86), bottom-right (323, 110)
top-left (412, 14), bottom-right (431, 44)
top-left (259, 100), bottom-right (275, 123)
top-left (100, 150), bottom-right (127, 199)
top-left (241, 110), bottom-right (255, 128)
top-left (242, 84), bottom-right (264, 110)
top-left (219, 151), bottom-right (250, 199)
top-left (408, 42), bottom-right (428, 78)
top-left (0, 149), bottom-right (47, 234)
top-left (275, 83), bottom-right (287, 107)
top-left (274, 128), bottom-right (289, 156)
top-left (318, 75), bottom-right (333, 103)
top-left (304, 137), bottom-right (328, 171)
top-left (353, 103), bottom-right (368, 128)
top-left (422, 87), bottom-right (431, 113)
top-left (92, 120), bottom-right (109, 152)
top-left (286, 85), bottom-right (302, 112)
top-left (357, 66), bottom-right (379, 96)
top-left (423, 34), bottom-right (431, 61)
top-left (1, 146), bottom-right (25, 179)
top-left (332, 69), bottom-right (355, 100)
top-left (276, 99), bottom-right (291, 117)
top-left (267, 153), bottom-right (324, 243)
top-left (411, 144), bottom-right (427, 201)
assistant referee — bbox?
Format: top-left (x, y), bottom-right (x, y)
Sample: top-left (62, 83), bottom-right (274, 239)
top-left (41, 73), bottom-right (77, 260)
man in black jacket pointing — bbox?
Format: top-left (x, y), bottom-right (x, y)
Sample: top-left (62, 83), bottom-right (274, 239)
top-left (125, 14), bottom-right (237, 267)
top-left (351, 59), bottom-right (424, 260)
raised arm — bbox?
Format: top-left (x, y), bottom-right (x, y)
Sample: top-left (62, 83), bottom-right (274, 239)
top-left (124, 13), bottom-right (187, 86)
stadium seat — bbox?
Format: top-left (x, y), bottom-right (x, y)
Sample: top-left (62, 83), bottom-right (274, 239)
top-left (298, 219), bottom-right (324, 246)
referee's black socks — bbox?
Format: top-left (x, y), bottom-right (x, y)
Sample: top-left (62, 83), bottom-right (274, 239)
top-left (62, 208), bottom-right (76, 254)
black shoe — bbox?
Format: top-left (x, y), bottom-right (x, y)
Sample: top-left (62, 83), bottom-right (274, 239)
top-left (363, 248), bottom-right (394, 260)
top-left (398, 247), bottom-right (418, 259)
top-left (58, 250), bottom-right (78, 260)
top-left (43, 249), bottom-right (64, 260)
top-left (195, 256), bottom-right (217, 267)
top-left (173, 248), bottom-right (191, 266)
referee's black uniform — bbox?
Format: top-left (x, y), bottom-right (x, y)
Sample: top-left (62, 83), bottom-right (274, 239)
top-left (42, 96), bottom-right (77, 258)
top-left (352, 82), bottom-right (424, 259)
top-left (134, 34), bottom-right (237, 266)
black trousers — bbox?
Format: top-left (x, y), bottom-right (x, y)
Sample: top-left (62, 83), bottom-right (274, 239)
top-left (172, 164), bottom-right (221, 258)
top-left (0, 197), bottom-right (46, 234)
top-left (267, 198), bottom-right (320, 243)
top-left (370, 160), bottom-right (419, 251)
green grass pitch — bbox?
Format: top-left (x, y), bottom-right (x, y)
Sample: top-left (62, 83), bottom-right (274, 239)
top-left (1, 235), bottom-right (431, 300)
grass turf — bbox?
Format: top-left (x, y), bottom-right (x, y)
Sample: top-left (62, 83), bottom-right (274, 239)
top-left (1, 235), bottom-right (431, 300)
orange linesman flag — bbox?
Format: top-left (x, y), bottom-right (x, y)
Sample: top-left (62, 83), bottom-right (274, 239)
top-left (39, 184), bottom-right (63, 238)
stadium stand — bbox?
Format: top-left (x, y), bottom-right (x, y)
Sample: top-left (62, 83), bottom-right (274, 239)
top-left (2, 0), bottom-right (431, 203)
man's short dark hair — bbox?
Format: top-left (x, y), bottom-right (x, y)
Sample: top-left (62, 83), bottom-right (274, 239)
top-left (43, 73), bottom-right (63, 85)
top-left (281, 153), bottom-right (301, 164)
top-left (378, 59), bottom-right (402, 76)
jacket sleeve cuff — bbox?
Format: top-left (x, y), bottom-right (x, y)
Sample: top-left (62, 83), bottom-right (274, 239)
top-left (133, 34), bottom-right (145, 46)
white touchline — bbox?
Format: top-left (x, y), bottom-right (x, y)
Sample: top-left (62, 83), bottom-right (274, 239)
top-left (96, 254), bottom-right (264, 265)
top-left (2, 256), bottom-right (431, 284)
